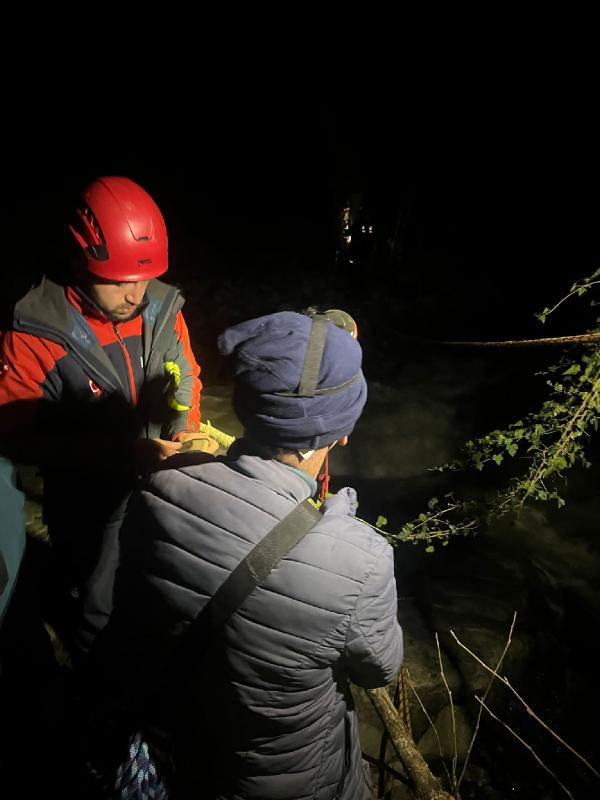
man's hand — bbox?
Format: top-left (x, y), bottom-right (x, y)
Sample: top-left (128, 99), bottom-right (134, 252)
top-left (134, 437), bottom-right (183, 472)
top-left (176, 431), bottom-right (220, 454)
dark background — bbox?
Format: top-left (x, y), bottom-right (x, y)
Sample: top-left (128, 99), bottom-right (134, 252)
top-left (4, 88), bottom-right (599, 357)
top-left (2, 75), bottom-right (599, 797)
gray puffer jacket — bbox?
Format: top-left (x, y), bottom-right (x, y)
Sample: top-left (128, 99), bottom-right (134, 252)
top-left (98, 454), bottom-right (403, 800)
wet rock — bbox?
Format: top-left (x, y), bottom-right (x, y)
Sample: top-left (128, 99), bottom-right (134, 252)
top-left (416, 704), bottom-right (473, 761)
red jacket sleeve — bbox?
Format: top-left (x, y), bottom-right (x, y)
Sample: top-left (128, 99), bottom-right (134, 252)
top-left (0, 331), bottom-right (65, 436)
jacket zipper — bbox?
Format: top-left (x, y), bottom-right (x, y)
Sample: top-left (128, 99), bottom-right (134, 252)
top-left (114, 324), bottom-right (138, 405)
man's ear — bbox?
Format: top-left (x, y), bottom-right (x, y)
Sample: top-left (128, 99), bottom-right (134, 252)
top-left (338, 436), bottom-right (349, 447)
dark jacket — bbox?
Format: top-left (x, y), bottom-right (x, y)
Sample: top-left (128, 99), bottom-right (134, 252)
top-left (0, 276), bottom-right (201, 440)
top-left (0, 277), bottom-right (203, 650)
top-left (94, 454), bottom-right (403, 799)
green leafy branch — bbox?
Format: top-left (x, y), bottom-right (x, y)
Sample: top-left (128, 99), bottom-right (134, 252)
top-left (536, 267), bottom-right (600, 324)
top-left (374, 270), bottom-right (600, 551)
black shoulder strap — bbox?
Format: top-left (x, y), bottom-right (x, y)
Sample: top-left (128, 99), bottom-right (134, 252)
top-left (155, 498), bottom-right (323, 725)
top-left (187, 498), bottom-right (322, 645)
top-left (272, 315), bottom-right (362, 399)
top-left (298, 316), bottom-right (329, 397)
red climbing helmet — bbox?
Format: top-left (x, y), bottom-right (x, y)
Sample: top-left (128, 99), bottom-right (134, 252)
top-left (68, 176), bottom-right (168, 282)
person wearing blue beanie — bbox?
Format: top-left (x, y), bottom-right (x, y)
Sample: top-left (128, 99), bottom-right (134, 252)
top-left (219, 311), bottom-right (368, 454)
top-left (88, 309), bottom-right (402, 800)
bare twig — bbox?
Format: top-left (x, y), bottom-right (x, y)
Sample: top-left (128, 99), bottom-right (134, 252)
top-left (405, 668), bottom-right (453, 789)
top-left (475, 696), bottom-right (574, 800)
top-left (540, 279), bottom-right (600, 319)
top-left (450, 629), bottom-right (599, 779)
top-left (435, 634), bottom-right (458, 794)
top-left (456, 612), bottom-right (517, 789)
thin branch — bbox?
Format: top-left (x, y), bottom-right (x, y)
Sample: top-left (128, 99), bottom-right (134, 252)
top-left (517, 370), bottom-right (600, 508)
top-left (475, 696), bottom-right (574, 800)
top-left (410, 505), bottom-right (460, 532)
top-left (435, 634), bottom-right (458, 794)
top-left (450, 630), bottom-right (600, 779)
top-left (356, 516), bottom-right (477, 544)
top-left (405, 668), bottom-right (453, 789)
top-left (457, 612), bottom-right (517, 789)
top-left (541, 280), bottom-right (600, 319)
top-left (398, 522), bottom-right (477, 544)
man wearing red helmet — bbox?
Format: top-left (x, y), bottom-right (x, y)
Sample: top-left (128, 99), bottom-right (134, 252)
top-left (0, 176), bottom-right (209, 654)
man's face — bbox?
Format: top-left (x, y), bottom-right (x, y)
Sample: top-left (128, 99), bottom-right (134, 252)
top-left (87, 279), bottom-right (149, 322)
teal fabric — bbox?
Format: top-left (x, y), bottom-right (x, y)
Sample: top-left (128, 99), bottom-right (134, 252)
top-left (0, 456), bottom-right (25, 625)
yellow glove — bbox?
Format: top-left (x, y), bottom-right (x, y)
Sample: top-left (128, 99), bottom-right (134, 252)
top-left (164, 362), bottom-right (236, 451)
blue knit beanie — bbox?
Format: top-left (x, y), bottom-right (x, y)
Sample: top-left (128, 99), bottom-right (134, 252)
top-left (218, 311), bottom-right (367, 450)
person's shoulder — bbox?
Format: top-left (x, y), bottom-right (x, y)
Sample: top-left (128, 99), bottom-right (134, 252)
top-left (315, 487), bottom-right (392, 558)
top-left (147, 278), bottom-right (181, 300)
top-left (19, 276), bottom-right (63, 301)
top-left (145, 452), bottom-right (220, 491)
top-left (1, 328), bottom-right (64, 362)
top-left (144, 280), bottom-right (184, 327)
top-left (14, 277), bottom-right (69, 322)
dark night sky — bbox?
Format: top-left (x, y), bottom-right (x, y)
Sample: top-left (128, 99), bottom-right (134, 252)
top-left (5, 86), bottom-right (599, 371)
top-left (3, 53), bottom-right (599, 799)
